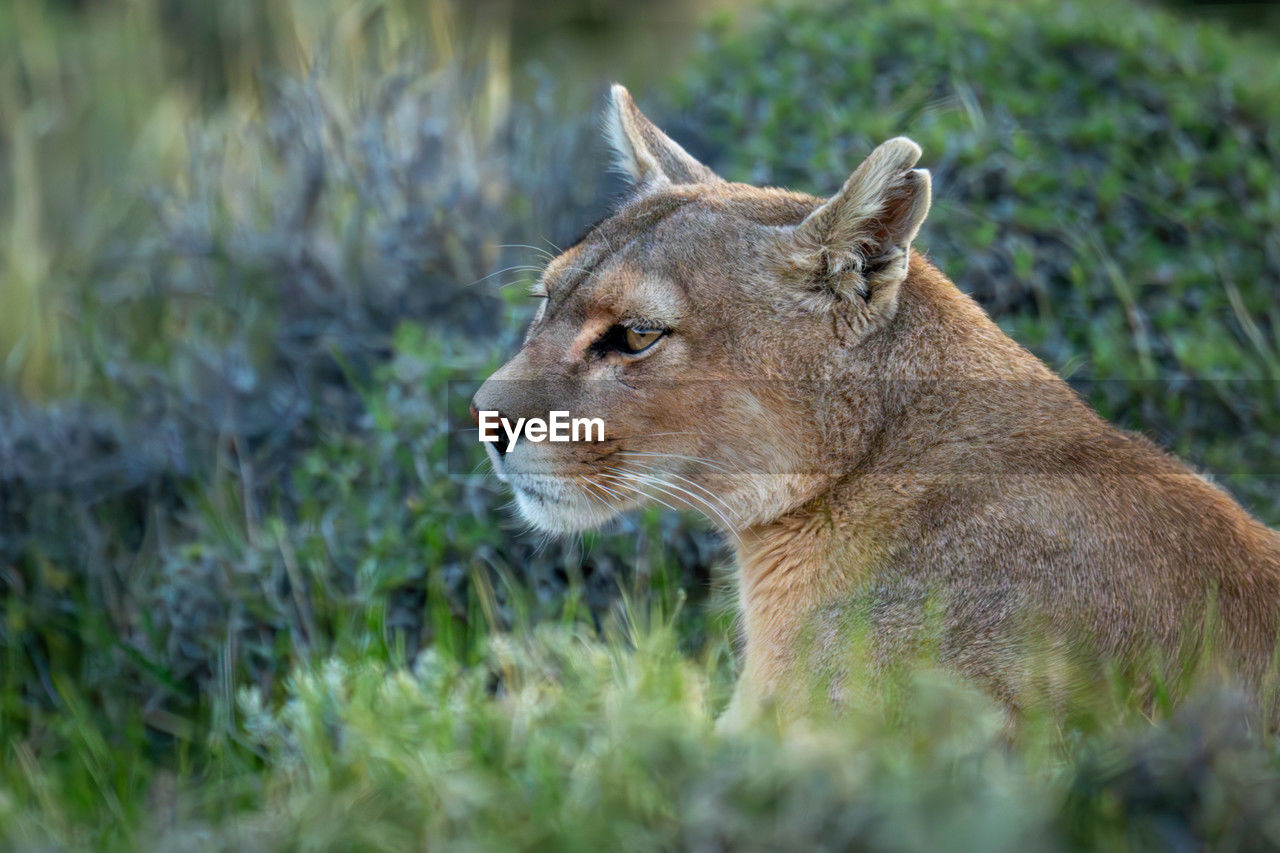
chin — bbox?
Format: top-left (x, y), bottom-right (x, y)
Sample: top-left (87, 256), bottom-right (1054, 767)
top-left (511, 480), bottom-right (624, 534)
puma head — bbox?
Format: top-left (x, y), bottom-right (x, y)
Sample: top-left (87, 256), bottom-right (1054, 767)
top-left (472, 85), bottom-right (931, 533)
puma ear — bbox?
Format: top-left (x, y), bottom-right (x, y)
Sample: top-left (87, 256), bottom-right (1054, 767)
top-left (604, 84), bottom-right (723, 190)
top-left (789, 137), bottom-right (931, 304)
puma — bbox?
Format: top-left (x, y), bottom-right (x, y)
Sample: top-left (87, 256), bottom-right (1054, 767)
top-left (472, 85), bottom-right (1280, 723)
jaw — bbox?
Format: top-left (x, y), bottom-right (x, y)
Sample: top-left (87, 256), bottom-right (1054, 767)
top-left (507, 468), bottom-right (827, 538)
top-left (509, 477), bottom-right (629, 534)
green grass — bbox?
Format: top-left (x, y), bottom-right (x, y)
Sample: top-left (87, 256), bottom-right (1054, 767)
top-left (3, 0), bottom-right (1280, 848)
top-left (8, 610), bottom-right (1280, 849)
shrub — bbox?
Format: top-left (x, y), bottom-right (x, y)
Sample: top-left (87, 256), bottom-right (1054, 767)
top-left (141, 627), bottom-right (1280, 850)
top-left (1, 2), bottom-right (724, 747)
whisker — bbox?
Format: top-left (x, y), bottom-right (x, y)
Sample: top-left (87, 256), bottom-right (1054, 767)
top-left (626, 465), bottom-right (744, 538)
top-left (603, 465), bottom-right (742, 543)
top-left (583, 476), bottom-right (627, 506)
top-left (463, 264), bottom-right (546, 290)
top-left (495, 243), bottom-right (555, 260)
top-left (643, 468), bottom-right (742, 522)
top-left (606, 455), bottom-right (744, 514)
top-left (616, 450), bottom-right (739, 476)
top-left (547, 262), bottom-right (601, 282)
top-left (600, 470), bottom-right (683, 517)
top-left (577, 480), bottom-right (606, 517)
top-left (612, 461), bottom-right (734, 509)
top-left (627, 473), bottom-right (742, 545)
top-left (641, 475), bottom-right (742, 539)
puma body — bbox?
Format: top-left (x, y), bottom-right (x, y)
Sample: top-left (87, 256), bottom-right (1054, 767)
top-left (473, 86), bottom-right (1280, 721)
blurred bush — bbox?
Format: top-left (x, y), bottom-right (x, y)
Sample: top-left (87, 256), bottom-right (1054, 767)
top-left (1, 0), bottom-right (723, 749)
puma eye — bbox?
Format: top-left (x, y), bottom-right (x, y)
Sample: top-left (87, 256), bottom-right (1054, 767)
top-left (591, 323), bottom-right (668, 358)
top-left (623, 327), bottom-right (664, 353)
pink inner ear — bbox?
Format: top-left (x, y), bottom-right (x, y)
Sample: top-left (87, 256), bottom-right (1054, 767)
top-left (855, 168), bottom-right (931, 258)
top-left (870, 178), bottom-right (920, 246)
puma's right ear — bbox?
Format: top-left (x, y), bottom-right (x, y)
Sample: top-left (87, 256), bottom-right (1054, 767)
top-left (604, 84), bottom-right (723, 190)
top-left (787, 137), bottom-right (931, 309)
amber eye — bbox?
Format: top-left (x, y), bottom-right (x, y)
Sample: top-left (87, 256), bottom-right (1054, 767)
top-left (591, 324), bottom-right (667, 358)
top-left (623, 326), bottom-right (664, 354)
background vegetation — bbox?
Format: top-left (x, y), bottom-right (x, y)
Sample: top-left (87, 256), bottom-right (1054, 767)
top-left (2, 0), bottom-right (1279, 848)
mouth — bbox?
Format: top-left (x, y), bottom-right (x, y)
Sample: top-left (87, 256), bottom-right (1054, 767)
top-left (482, 442), bottom-right (509, 484)
top-left (510, 479), bottom-right (561, 503)
top-left (506, 474), bottom-right (627, 534)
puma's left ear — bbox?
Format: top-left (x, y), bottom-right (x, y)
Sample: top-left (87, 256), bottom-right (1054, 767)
top-left (788, 137), bottom-right (931, 306)
top-left (604, 84), bottom-right (723, 190)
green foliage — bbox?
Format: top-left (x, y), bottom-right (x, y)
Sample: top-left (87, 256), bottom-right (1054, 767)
top-left (1, 0), bottom-right (723, 829)
top-left (10, 617), bottom-right (1280, 850)
top-left (675, 0), bottom-right (1280, 523)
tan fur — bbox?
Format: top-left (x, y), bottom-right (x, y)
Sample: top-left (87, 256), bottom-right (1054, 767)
top-left (474, 86), bottom-right (1280, 723)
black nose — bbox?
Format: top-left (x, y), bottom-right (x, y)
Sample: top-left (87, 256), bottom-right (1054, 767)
top-left (472, 399), bottom-right (511, 459)
top-left (491, 417), bottom-right (509, 458)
